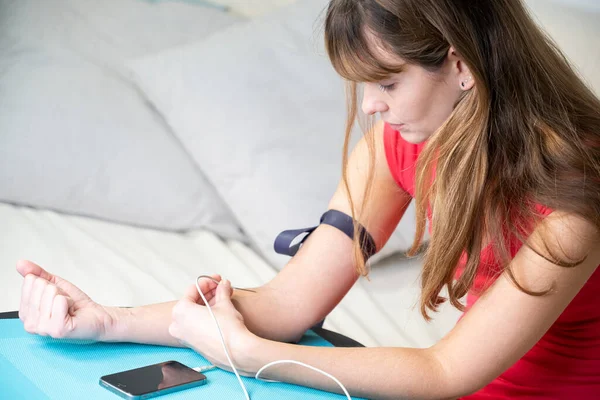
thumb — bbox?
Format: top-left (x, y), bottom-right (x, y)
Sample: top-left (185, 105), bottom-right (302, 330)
top-left (215, 279), bottom-right (234, 305)
top-left (16, 259), bottom-right (54, 283)
top-left (182, 283), bottom-right (201, 304)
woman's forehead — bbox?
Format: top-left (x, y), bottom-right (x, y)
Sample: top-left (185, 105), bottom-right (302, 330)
top-left (326, 17), bottom-right (406, 82)
top-left (363, 28), bottom-right (406, 68)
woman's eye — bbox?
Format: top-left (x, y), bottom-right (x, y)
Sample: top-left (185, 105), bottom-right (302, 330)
top-left (378, 83), bottom-right (395, 93)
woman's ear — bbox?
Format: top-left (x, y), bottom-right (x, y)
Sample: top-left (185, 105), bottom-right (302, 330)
top-left (447, 46), bottom-right (475, 91)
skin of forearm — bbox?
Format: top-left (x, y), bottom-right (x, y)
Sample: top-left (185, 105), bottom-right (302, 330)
top-left (101, 301), bottom-right (184, 347)
top-left (101, 285), bottom-right (309, 346)
top-left (245, 339), bottom-right (458, 400)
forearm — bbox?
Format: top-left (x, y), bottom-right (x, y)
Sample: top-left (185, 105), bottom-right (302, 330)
top-left (101, 301), bottom-right (184, 347)
top-left (101, 286), bottom-right (305, 346)
top-left (243, 338), bottom-right (458, 400)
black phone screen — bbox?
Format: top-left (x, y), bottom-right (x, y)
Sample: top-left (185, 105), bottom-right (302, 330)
top-left (101, 361), bottom-right (207, 396)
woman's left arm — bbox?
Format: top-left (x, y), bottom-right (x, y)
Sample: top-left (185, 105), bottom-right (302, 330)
top-left (171, 211), bottom-right (600, 400)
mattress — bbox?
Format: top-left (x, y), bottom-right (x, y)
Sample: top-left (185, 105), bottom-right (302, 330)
top-left (0, 203), bottom-right (460, 348)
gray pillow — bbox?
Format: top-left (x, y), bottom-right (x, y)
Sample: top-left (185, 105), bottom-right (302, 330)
top-left (0, 0), bottom-right (244, 238)
top-left (129, 0), bottom-right (418, 268)
top-left (526, 0), bottom-right (599, 95)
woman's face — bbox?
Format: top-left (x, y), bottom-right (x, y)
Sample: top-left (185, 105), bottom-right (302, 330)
top-left (361, 35), bottom-right (473, 144)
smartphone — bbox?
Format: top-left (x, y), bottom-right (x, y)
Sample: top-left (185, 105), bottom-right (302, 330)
top-left (99, 360), bottom-right (207, 399)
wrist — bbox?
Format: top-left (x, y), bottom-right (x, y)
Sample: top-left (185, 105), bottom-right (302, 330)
top-left (235, 332), bottom-right (268, 375)
top-left (99, 306), bottom-right (130, 342)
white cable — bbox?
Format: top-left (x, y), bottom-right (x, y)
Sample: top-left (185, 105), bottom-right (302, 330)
top-left (195, 275), bottom-right (352, 400)
top-left (255, 360), bottom-right (352, 399)
top-left (195, 277), bottom-right (250, 400)
top-left (192, 365), bottom-right (217, 373)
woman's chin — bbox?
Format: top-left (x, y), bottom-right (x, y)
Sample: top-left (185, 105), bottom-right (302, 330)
top-left (399, 129), bottom-right (430, 144)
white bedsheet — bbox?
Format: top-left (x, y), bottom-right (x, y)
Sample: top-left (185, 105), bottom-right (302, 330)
top-left (0, 203), bottom-right (459, 348)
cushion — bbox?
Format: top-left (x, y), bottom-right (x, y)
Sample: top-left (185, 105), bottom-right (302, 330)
top-left (546, 0), bottom-right (600, 13)
top-left (0, 0), bottom-right (244, 237)
top-left (129, 0), bottom-right (418, 269)
top-left (527, 0), bottom-right (600, 95)
top-left (129, 0), bottom-right (599, 268)
top-left (204, 0), bottom-right (298, 17)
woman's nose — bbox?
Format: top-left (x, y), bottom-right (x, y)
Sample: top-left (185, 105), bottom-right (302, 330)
top-left (361, 84), bottom-right (389, 116)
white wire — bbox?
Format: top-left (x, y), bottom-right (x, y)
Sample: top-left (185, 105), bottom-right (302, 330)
top-left (192, 365), bottom-right (217, 373)
top-left (195, 276), bottom-right (352, 400)
top-left (256, 360), bottom-right (352, 399)
top-left (195, 277), bottom-right (250, 400)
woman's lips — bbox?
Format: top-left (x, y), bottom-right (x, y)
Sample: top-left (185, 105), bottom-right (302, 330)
top-left (388, 123), bottom-right (405, 131)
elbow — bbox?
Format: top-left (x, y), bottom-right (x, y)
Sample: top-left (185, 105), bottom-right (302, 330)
top-left (446, 381), bottom-right (490, 399)
top-left (251, 324), bottom-right (306, 344)
top-left (268, 317), bottom-right (324, 344)
top-left (243, 308), bottom-right (310, 344)
top-left (439, 385), bottom-right (487, 400)
top-left (242, 282), bottom-right (327, 344)
top-left (440, 371), bottom-right (494, 399)
top-left (276, 319), bottom-right (319, 344)
top-left (426, 347), bottom-right (492, 400)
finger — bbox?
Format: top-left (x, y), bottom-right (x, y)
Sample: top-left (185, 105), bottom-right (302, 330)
top-left (27, 278), bottom-right (48, 329)
top-left (39, 285), bottom-right (58, 320)
top-left (19, 274), bottom-right (36, 321)
top-left (191, 287), bottom-right (218, 307)
top-left (193, 275), bottom-right (221, 305)
top-left (196, 278), bottom-right (212, 297)
top-left (16, 260), bottom-right (54, 283)
top-left (182, 284), bottom-right (201, 304)
top-left (50, 295), bottom-right (72, 338)
top-left (215, 279), bottom-right (234, 305)
top-left (207, 288), bottom-right (218, 306)
top-left (197, 275), bottom-right (221, 295)
top-left (37, 285), bottom-right (58, 335)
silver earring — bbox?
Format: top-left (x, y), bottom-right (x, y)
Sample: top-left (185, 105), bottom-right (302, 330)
top-left (461, 77), bottom-right (472, 89)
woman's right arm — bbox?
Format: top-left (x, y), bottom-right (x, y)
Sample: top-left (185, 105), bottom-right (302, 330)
top-left (103, 121), bottom-right (414, 346)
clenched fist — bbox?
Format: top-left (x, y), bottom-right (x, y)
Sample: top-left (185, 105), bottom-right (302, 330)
top-left (16, 260), bottom-right (117, 341)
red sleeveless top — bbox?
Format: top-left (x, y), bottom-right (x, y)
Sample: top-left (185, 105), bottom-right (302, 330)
top-left (383, 123), bottom-right (600, 398)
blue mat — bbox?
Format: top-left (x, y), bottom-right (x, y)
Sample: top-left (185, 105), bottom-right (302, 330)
top-left (0, 319), bottom-right (365, 399)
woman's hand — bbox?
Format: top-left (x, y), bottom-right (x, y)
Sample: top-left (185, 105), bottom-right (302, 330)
top-left (169, 278), bottom-right (259, 376)
top-left (190, 273), bottom-right (223, 307)
top-left (16, 259), bottom-right (117, 341)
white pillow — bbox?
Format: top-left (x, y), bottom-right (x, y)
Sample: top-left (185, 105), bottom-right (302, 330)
top-left (527, 0), bottom-right (600, 95)
top-left (129, 0), bottom-right (418, 269)
top-left (2, 0), bottom-right (242, 72)
top-left (205, 0), bottom-right (298, 17)
top-left (545, 0), bottom-right (600, 12)
top-left (0, 0), bottom-right (245, 237)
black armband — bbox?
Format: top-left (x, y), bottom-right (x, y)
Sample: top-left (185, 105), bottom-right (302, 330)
top-left (273, 209), bottom-right (377, 260)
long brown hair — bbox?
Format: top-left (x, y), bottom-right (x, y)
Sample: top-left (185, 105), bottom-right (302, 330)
top-left (324, 0), bottom-right (600, 319)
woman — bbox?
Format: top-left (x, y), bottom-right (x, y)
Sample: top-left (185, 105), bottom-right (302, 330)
top-left (16, 0), bottom-right (600, 398)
